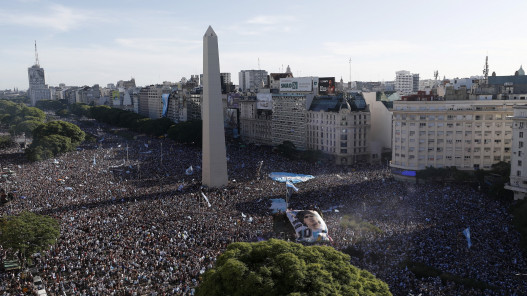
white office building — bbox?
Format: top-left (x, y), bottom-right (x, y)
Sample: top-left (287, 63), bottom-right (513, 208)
top-left (390, 100), bottom-right (527, 173)
top-left (505, 105), bottom-right (527, 200)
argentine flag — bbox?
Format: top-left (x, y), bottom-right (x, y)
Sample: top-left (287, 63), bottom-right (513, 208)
top-left (463, 227), bottom-right (472, 248)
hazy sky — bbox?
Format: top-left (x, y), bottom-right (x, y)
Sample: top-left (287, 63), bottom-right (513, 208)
top-left (2, 0), bottom-right (526, 90)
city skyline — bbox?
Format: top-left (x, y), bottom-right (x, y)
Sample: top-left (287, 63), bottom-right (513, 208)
top-left (1, 0), bottom-right (526, 90)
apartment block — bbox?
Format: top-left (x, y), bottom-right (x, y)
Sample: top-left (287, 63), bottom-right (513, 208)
top-left (505, 106), bottom-right (527, 200)
top-left (391, 100), bottom-right (523, 172)
top-left (271, 93), bottom-right (314, 150)
top-left (239, 96), bottom-right (273, 145)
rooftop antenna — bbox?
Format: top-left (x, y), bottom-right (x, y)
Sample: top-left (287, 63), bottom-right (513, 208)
top-left (349, 58), bottom-right (352, 88)
top-left (483, 55), bottom-right (489, 83)
top-left (34, 40), bottom-right (40, 66)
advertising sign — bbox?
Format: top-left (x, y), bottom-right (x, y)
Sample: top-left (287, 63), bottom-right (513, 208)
top-left (279, 77), bottom-right (313, 92)
top-left (227, 93), bottom-right (241, 108)
top-left (111, 90), bottom-right (120, 106)
top-left (318, 77), bottom-right (336, 95)
top-left (256, 93), bottom-right (273, 110)
top-left (286, 209), bottom-right (330, 243)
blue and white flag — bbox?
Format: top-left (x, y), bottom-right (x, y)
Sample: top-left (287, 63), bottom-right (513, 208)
top-left (286, 180), bottom-right (299, 202)
top-left (463, 227), bottom-right (472, 248)
top-left (200, 191), bottom-right (211, 207)
top-left (286, 180), bottom-right (299, 192)
top-left (185, 166), bottom-right (193, 175)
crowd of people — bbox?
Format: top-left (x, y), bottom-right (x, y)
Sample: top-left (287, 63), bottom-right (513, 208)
top-left (0, 119), bottom-right (526, 295)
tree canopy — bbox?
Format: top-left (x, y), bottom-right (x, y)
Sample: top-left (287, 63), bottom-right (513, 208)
top-left (32, 120), bottom-right (85, 146)
top-left (0, 100), bottom-right (46, 132)
top-left (0, 211), bottom-right (60, 262)
top-left (196, 239), bottom-right (391, 296)
top-left (167, 120), bottom-right (202, 145)
top-left (26, 120), bottom-right (85, 161)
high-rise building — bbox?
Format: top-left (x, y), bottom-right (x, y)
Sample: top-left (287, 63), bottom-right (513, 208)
top-left (239, 70), bottom-right (268, 92)
top-left (412, 74), bottom-right (419, 93)
top-left (505, 105), bottom-right (527, 200)
top-left (138, 85), bottom-right (171, 119)
top-left (28, 41), bottom-right (51, 106)
top-left (395, 70), bottom-right (413, 95)
top-left (390, 100), bottom-right (523, 177)
top-left (271, 93), bottom-right (314, 150)
top-left (220, 73), bottom-right (231, 85)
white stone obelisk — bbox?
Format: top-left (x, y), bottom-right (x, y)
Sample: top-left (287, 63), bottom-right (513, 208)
top-left (202, 26), bottom-right (228, 188)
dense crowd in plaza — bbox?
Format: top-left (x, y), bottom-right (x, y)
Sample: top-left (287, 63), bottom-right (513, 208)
top-left (1, 120), bottom-right (526, 295)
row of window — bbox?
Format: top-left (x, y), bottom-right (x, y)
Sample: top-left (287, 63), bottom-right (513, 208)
top-left (396, 114), bottom-right (508, 121)
top-left (395, 154), bottom-right (508, 161)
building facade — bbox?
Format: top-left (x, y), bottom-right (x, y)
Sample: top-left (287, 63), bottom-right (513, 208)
top-left (271, 93), bottom-right (314, 150)
top-left (239, 97), bottom-right (273, 145)
top-left (395, 70), bottom-right (413, 95)
top-left (28, 65), bottom-right (51, 106)
top-left (391, 100), bottom-right (524, 172)
top-left (306, 94), bottom-right (371, 164)
top-left (505, 106), bottom-right (527, 200)
top-left (239, 70), bottom-right (268, 92)
top-left (138, 85), bottom-right (171, 119)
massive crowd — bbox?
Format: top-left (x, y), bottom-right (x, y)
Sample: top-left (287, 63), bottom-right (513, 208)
top-left (1, 119), bottom-right (526, 295)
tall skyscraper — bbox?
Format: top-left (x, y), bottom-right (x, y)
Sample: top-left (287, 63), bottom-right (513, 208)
top-left (28, 41), bottom-right (51, 106)
top-left (202, 26), bottom-right (228, 188)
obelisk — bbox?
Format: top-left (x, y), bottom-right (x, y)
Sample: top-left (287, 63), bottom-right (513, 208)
top-left (202, 26), bottom-right (228, 188)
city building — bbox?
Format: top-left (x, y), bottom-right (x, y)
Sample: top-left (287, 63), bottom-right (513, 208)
top-left (116, 78), bottom-right (136, 89)
top-left (363, 92), bottom-right (394, 163)
top-left (220, 73), bottom-right (231, 85)
top-left (412, 74), bottom-right (419, 93)
top-left (239, 70), bottom-right (268, 92)
top-left (28, 42), bottom-right (51, 106)
top-left (395, 70), bottom-right (418, 95)
top-left (138, 85), bottom-right (172, 119)
top-left (271, 92), bottom-right (314, 150)
top-left (505, 105), bottom-right (527, 200)
top-left (306, 93), bottom-right (371, 164)
top-left (390, 100), bottom-right (527, 178)
top-left (239, 94), bottom-right (273, 145)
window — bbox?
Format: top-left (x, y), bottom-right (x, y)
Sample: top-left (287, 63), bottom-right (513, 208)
top-left (517, 171), bottom-right (522, 177)
top-left (520, 142), bottom-right (524, 148)
top-left (519, 160), bottom-right (523, 167)
top-left (521, 132), bottom-right (524, 138)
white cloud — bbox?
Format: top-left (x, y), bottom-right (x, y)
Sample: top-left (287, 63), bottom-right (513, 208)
top-left (323, 40), bottom-right (423, 57)
top-left (246, 15), bottom-right (296, 25)
top-left (0, 4), bottom-right (99, 31)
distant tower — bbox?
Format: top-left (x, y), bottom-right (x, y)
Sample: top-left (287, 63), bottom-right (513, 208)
top-left (285, 65), bottom-right (292, 74)
top-left (202, 26), bottom-right (228, 188)
top-left (28, 40), bottom-right (50, 106)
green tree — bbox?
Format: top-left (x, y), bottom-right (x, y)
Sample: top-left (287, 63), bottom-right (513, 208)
top-left (69, 103), bottom-right (92, 117)
top-left (0, 211), bottom-right (60, 266)
top-left (0, 135), bottom-right (14, 149)
top-left (32, 120), bottom-right (85, 146)
top-left (13, 120), bottom-right (43, 138)
top-left (196, 239), bottom-right (391, 296)
top-left (167, 120), bottom-right (202, 145)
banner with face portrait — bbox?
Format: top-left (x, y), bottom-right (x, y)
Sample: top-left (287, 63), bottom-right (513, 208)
top-left (286, 209), bottom-right (330, 243)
